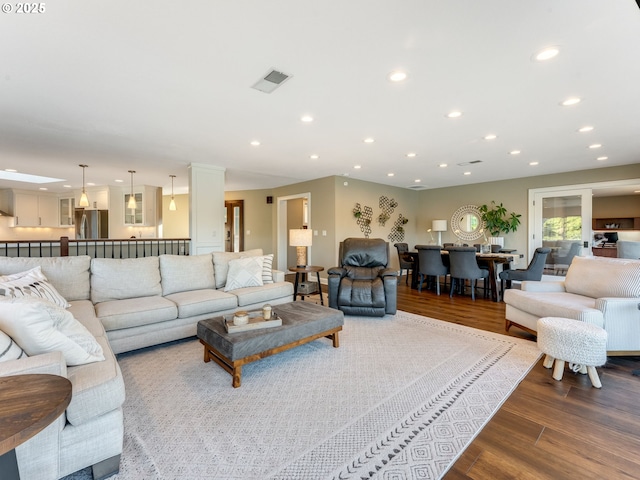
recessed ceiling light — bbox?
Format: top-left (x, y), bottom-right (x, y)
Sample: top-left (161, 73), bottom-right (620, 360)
top-left (406, 152), bottom-right (417, 158)
top-left (115, 179), bottom-right (123, 183)
top-left (87, 182), bottom-right (96, 187)
top-left (354, 165), bottom-right (361, 169)
top-left (534, 46), bottom-right (560, 61)
top-left (301, 115), bottom-right (313, 123)
top-left (414, 179), bottom-right (421, 183)
top-left (387, 173), bottom-right (395, 177)
top-left (250, 140), bottom-right (260, 146)
top-left (63, 184), bottom-right (72, 188)
top-left (439, 163), bottom-right (448, 168)
top-left (529, 161), bottom-right (539, 166)
top-left (509, 150), bottom-right (521, 155)
top-left (597, 156), bottom-right (608, 161)
top-left (389, 71), bottom-right (407, 82)
top-left (39, 187), bottom-right (47, 191)
top-left (5, 169), bottom-right (17, 172)
top-left (561, 97), bottom-right (581, 106)
top-left (463, 171), bottom-right (471, 176)
top-left (589, 144), bottom-right (602, 149)
top-left (447, 111), bottom-right (462, 118)
top-left (342, 173), bottom-right (350, 177)
top-left (578, 126), bottom-right (594, 133)
top-left (310, 154), bottom-right (319, 159)
top-left (484, 134), bottom-right (497, 140)
top-left (363, 137), bottom-right (375, 143)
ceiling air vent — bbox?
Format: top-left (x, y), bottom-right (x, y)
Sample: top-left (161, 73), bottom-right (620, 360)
top-left (407, 185), bottom-right (428, 190)
top-left (251, 69), bottom-right (292, 93)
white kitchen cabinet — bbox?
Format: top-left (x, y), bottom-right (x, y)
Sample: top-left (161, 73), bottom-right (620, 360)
top-left (13, 192), bottom-right (58, 227)
top-left (124, 186), bottom-right (160, 226)
top-left (59, 197), bottom-right (75, 226)
top-left (76, 188), bottom-right (109, 210)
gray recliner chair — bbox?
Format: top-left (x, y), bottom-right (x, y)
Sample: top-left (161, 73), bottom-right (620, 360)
top-left (328, 238), bottom-right (398, 317)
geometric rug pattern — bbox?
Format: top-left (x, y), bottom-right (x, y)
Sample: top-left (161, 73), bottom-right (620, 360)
top-left (63, 311), bottom-right (541, 480)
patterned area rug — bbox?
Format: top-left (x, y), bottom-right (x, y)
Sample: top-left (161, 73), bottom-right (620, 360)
top-left (64, 311), bottom-right (541, 480)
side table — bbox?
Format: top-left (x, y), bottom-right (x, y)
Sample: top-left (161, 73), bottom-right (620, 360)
top-left (0, 374), bottom-right (72, 480)
top-left (289, 265), bottom-right (324, 306)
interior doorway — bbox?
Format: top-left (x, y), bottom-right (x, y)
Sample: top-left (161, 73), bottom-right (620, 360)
top-left (224, 200), bottom-right (244, 252)
top-left (276, 193), bottom-right (311, 271)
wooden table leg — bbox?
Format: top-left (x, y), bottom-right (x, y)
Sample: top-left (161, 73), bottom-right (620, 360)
top-left (232, 365), bottom-right (242, 388)
top-left (316, 271), bottom-right (324, 305)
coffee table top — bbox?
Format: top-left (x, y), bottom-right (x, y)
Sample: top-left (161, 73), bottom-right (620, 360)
top-left (0, 374), bottom-right (72, 455)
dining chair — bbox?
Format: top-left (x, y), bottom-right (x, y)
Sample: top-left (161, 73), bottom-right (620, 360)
top-left (447, 246), bottom-right (489, 300)
top-left (415, 245), bottom-right (448, 295)
top-left (499, 247), bottom-right (551, 300)
top-left (553, 242), bottom-right (581, 274)
top-left (393, 242), bottom-right (414, 285)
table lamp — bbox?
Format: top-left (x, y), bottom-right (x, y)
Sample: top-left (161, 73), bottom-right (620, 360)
top-left (289, 228), bottom-right (313, 267)
top-left (432, 220), bottom-right (447, 246)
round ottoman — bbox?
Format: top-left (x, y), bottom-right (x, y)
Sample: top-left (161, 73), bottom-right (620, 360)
top-left (537, 317), bottom-right (608, 388)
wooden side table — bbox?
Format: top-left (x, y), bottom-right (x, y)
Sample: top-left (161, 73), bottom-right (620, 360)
top-left (289, 265), bottom-right (324, 306)
top-left (0, 374), bottom-right (72, 480)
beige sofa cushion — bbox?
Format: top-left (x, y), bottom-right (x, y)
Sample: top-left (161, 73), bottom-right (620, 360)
top-left (159, 254), bottom-right (215, 296)
top-left (504, 289), bottom-right (603, 325)
top-left (164, 289), bottom-right (238, 318)
top-left (95, 296), bottom-right (177, 331)
top-left (233, 281), bottom-right (294, 307)
top-left (0, 255), bottom-right (91, 301)
top-left (212, 249), bottom-right (263, 289)
top-left (564, 256), bottom-right (640, 298)
top-left (91, 257), bottom-right (162, 303)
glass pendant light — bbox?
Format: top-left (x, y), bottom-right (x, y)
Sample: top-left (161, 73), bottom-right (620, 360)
top-left (127, 170), bottom-right (137, 209)
top-left (79, 164), bottom-right (90, 207)
top-left (169, 175), bottom-right (177, 211)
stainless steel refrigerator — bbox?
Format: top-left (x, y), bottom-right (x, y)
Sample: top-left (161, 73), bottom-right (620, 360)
top-left (75, 208), bottom-right (109, 239)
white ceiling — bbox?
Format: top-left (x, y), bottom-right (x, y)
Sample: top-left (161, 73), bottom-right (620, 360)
top-left (1, 0), bottom-right (640, 197)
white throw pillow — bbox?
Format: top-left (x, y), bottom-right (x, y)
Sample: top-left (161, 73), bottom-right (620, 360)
top-left (0, 297), bottom-right (104, 366)
top-left (0, 330), bottom-right (28, 362)
top-left (0, 266), bottom-right (70, 308)
top-left (261, 254), bottom-right (274, 284)
top-left (224, 256), bottom-right (265, 291)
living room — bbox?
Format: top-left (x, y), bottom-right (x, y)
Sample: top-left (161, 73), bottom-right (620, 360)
top-left (2, 2), bottom-right (640, 479)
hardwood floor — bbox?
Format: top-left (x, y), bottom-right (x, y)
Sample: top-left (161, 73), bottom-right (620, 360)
top-left (394, 279), bottom-right (640, 480)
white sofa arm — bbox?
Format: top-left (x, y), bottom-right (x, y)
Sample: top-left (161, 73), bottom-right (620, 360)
top-left (272, 269), bottom-right (285, 283)
top-left (521, 281), bottom-right (566, 292)
top-left (596, 297), bottom-right (640, 352)
top-left (0, 351), bottom-right (67, 378)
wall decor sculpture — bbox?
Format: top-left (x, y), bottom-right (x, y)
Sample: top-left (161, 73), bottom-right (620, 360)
top-left (388, 214), bottom-right (409, 242)
top-left (378, 196), bottom-right (398, 227)
top-left (353, 203), bottom-right (373, 238)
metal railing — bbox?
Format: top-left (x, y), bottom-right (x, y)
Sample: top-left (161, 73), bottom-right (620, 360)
top-left (0, 237), bottom-right (191, 258)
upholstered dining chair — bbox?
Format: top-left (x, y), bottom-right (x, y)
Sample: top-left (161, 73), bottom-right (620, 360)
top-left (498, 247), bottom-right (551, 300)
top-left (415, 245), bottom-right (448, 295)
top-left (328, 238), bottom-right (398, 317)
top-left (447, 246), bottom-right (489, 300)
top-left (393, 242), bottom-right (414, 285)
top-left (553, 242), bottom-right (582, 274)
top-left (617, 241), bottom-right (640, 259)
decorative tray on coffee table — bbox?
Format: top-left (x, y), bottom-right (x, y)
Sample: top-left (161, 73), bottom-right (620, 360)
top-left (223, 311), bottom-right (282, 333)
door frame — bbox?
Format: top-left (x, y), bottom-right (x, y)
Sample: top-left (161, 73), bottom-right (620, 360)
top-left (276, 192), bottom-right (311, 271)
top-left (224, 200), bottom-right (244, 252)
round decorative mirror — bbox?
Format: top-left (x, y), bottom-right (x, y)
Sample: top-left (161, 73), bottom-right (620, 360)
top-left (450, 205), bottom-right (485, 242)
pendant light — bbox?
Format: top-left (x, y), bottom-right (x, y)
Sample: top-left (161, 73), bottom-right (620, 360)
top-left (127, 170), bottom-right (137, 209)
top-left (169, 175), bottom-right (177, 211)
top-left (79, 164), bottom-right (90, 207)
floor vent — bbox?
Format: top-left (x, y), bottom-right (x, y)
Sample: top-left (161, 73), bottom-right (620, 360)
top-left (251, 69), bottom-right (292, 93)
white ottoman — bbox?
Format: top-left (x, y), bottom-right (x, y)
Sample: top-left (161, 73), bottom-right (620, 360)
top-left (537, 317), bottom-right (608, 388)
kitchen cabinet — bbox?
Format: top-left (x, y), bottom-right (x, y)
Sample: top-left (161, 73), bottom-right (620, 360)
top-left (59, 197), bottom-right (75, 226)
top-left (124, 186), bottom-right (160, 226)
top-left (13, 192), bottom-right (58, 227)
top-left (76, 188), bottom-right (109, 211)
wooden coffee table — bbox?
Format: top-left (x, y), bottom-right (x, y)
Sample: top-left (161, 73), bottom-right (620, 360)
top-left (197, 302), bottom-right (344, 388)
top-left (0, 374), bottom-right (72, 480)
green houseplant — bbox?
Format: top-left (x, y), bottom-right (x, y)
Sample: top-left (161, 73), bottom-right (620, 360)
top-left (478, 201), bottom-right (521, 236)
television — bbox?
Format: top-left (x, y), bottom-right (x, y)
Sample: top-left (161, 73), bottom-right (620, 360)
top-left (604, 232), bottom-right (619, 243)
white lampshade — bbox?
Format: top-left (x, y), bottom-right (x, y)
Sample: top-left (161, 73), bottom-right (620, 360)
top-left (289, 229), bottom-right (313, 247)
top-left (432, 220), bottom-right (447, 232)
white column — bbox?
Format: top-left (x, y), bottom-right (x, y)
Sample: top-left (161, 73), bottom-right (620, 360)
top-left (188, 163), bottom-right (225, 255)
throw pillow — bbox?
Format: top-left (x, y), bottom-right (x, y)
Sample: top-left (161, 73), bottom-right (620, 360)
top-left (224, 256), bottom-right (265, 291)
top-left (0, 330), bottom-right (28, 362)
top-left (0, 297), bottom-right (104, 366)
top-left (0, 266), bottom-right (70, 308)
top-left (261, 254), bottom-right (274, 284)
top-left (212, 249), bottom-right (263, 289)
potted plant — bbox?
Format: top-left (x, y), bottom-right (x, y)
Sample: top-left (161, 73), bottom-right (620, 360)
top-left (478, 201), bottom-right (521, 249)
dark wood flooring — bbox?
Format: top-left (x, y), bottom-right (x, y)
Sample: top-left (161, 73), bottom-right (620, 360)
top-left (301, 275), bottom-right (640, 479)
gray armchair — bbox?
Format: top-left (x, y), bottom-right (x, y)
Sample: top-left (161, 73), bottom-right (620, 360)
top-left (499, 247), bottom-right (550, 299)
top-left (328, 238), bottom-right (398, 317)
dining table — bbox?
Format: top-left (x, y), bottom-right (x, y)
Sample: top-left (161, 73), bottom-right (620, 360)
top-left (409, 249), bottom-right (523, 302)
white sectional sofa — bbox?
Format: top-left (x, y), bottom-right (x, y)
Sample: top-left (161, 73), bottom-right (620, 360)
top-left (504, 255), bottom-right (640, 355)
top-left (0, 250), bottom-right (293, 480)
